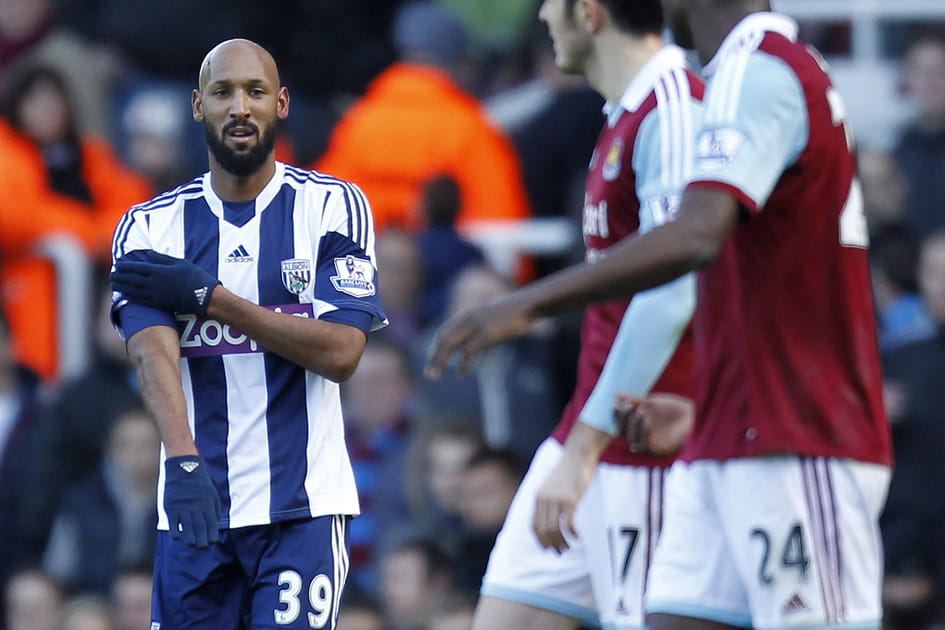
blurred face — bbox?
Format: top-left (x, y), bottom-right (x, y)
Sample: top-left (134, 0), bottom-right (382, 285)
top-left (539, 0), bottom-right (591, 74)
top-left (661, 0), bottom-right (694, 49)
top-left (428, 436), bottom-right (478, 512)
top-left (59, 603), bottom-right (113, 630)
top-left (193, 41), bottom-right (288, 177)
top-left (379, 551), bottom-right (429, 621)
top-left (376, 232), bottom-right (422, 315)
top-left (918, 236), bottom-right (945, 323)
top-left (5, 572), bottom-right (62, 630)
top-left (336, 610), bottom-right (384, 630)
top-left (344, 347), bottom-right (411, 430)
top-left (458, 463), bottom-right (518, 532)
top-left (905, 41), bottom-right (945, 120)
top-left (429, 609), bottom-right (475, 630)
top-left (109, 412), bottom-right (161, 489)
top-left (18, 78), bottom-right (70, 144)
top-left (112, 574), bottom-right (152, 630)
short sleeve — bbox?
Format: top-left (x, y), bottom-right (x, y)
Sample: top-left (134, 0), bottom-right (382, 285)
top-left (315, 183), bottom-right (388, 331)
top-left (688, 52), bottom-right (809, 212)
top-left (109, 208), bottom-right (177, 339)
top-left (633, 83), bottom-right (703, 233)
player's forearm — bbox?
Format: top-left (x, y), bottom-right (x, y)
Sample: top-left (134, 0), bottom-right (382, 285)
top-left (206, 287), bottom-right (366, 382)
top-left (562, 421), bottom-right (614, 466)
top-left (127, 326), bottom-right (196, 458)
top-left (517, 190), bottom-right (734, 319)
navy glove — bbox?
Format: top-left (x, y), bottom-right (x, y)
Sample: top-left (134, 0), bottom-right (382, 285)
top-left (164, 455), bottom-right (221, 547)
top-left (111, 251), bottom-right (221, 317)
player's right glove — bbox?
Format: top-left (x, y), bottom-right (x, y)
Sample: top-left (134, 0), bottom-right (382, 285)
top-left (111, 250), bottom-right (221, 317)
top-left (164, 455), bottom-right (221, 548)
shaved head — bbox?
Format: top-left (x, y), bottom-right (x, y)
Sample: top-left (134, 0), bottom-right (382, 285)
top-left (198, 39), bottom-right (280, 91)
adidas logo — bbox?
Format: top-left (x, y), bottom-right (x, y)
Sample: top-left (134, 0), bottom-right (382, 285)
top-left (225, 244), bottom-right (254, 263)
top-left (194, 287), bottom-right (208, 306)
top-left (179, 461), bottom-right (200, 473)
top-left (783, 593), bottom-right (807, 614)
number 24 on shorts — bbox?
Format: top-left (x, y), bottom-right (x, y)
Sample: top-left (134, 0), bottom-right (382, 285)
top-left (751, 523), bottom-right (810, 586)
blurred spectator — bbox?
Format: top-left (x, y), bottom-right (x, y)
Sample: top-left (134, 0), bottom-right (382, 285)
top-left (453, 448), bottom-right (523, 592)
top-left (894, 34), bottom-right (945, 240)
top-left (17, 285), bottom-right (141, 563)
top-left (43, 407), bottom-right (159, 594)
top-left (405, 424), bottom-right (484, 550)
top-left (315, 1), bottom-right (531, 234)
top-left (343, 339), bottom-right (415, 592)
top-left (0, 307), bottom-right (42, 625)
top-left (110, 567), bottom-right (152, 630)
top-left (337, 587), bottom-right (385, 630)
top-left (379, 537), bottom-right (453, 630)
top-left (881, 230), bottom-right (945, 628)
top-left (870, 225), bottom-right (935, 350)
top-left (0, 64), bottom-right (150, 380)
top-left (859, 149), bottom-right (907, 233)
top-left (0, 0), bottom-right (109, 135)
top-left (376, 230), bottom-right (425, 346)
top-left (119, 87), bottom-right (189, 191)
top-left (3, 569), bottom-right (62, 630)
top-left (416, 175), bottom-right (483, 324)
top-left (415, 265), bottom-right (560, 461)
top-left (436, 0), bottom-right (535, 66)
top-left (57, 596), bottom-right (114, 630)
top-left (422, 591), bottom-right (476, 630)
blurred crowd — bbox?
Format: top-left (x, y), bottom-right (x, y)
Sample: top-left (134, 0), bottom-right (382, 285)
top-left (0, 1), bottom-right (943, 629)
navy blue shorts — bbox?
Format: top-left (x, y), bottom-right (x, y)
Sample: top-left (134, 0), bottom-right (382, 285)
top-left (151, 515), bottom-right (350, 630)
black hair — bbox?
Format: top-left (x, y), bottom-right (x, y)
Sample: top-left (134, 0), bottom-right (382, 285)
top-left (465, 447), bottom-right (526, 482)
top-left (1, 64), bottom-right (78, 138)
top-left (386, 536), bottom-right (453, 581)
top-left (566, 0), bottom-right (664, 37)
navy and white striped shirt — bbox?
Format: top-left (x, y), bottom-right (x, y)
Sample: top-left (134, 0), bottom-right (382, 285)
top-left (111, 162), bottom-right (387, 529)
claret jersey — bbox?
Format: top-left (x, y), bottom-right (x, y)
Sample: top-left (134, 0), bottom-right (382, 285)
top-left (550, 46), bottom-right (702, 465)
top-left (111, 162), bottom-right (388, 529)
top-left (684, 13), bottom-right (891, 465)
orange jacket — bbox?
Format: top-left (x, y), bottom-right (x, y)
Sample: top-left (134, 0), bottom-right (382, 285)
top-left (315, 63), bottom-right (530, 233)
top-left (0, 120), bottom-right (151, 380)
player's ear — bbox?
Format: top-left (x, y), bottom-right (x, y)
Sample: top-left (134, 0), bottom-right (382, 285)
top-left (192, 89), bottom-right (204, 122)
top-left (276, 86), bottom-right (289, 120)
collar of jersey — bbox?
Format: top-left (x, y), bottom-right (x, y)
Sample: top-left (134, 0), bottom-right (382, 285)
top-left (702, 11), bottom-right (798, 77)
top-left (202, 161), bottom-right (286, 225)
top-left (602, 45), bottom-right (688, 122)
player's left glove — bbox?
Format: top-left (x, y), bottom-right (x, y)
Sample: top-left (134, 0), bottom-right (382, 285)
top-left (111, 250), bottom-right (221, 317)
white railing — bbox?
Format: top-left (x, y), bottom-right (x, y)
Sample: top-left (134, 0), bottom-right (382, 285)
top-left (34, 235), bottom-right (93, 381)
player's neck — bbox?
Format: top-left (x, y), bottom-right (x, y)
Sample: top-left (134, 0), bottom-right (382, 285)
top-left (588, 32), bottom-right (664, 105)
top-left (693, 5), bottom-right (769, 66)
top-left (208, 157), bottom-right (277, 202)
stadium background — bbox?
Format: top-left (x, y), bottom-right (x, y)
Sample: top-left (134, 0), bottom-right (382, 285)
top-left (0, 0), bottom-right (944, 628)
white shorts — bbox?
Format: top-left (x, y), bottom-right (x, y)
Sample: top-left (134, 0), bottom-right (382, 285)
top-left (482, 438), bottom-right (667, 630)
top-left (646, 457), bottom-right (890, 630)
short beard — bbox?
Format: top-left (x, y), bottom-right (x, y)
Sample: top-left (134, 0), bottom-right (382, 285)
top-left (205, 118), bottom-right (278, 177)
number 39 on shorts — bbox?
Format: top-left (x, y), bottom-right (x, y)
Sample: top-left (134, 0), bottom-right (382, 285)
top-left (275, 571), bottom-right (334, 628)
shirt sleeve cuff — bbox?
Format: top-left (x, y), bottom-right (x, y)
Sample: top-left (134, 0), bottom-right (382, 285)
top-left (115, 302), bottom-right (178, 340)
top-left (319, 309), bottom-right (374, 335)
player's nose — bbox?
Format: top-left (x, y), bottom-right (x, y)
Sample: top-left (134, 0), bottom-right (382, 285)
top-left (229, 90), bottom-right (251, 117)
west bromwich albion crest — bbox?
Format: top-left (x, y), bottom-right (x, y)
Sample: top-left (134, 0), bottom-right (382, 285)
top-left (281, 258), bottom-right (312, 295)
top-left (331, 255), bottom-right (376, 298)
